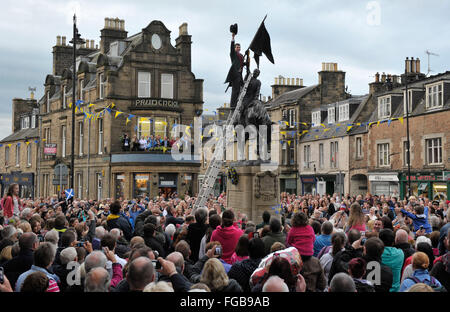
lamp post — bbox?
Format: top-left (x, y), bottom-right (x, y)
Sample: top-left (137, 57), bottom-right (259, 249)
top-left (405, 68), bottom-right (412, 198)
top-left (69, 14), bottom-right (85, 190)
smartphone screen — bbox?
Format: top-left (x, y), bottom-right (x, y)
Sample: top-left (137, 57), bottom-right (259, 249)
top-left (0, 267), bottom-right (4, 284)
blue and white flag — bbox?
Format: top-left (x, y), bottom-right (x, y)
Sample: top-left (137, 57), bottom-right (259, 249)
top-left (65, 189), bottom-right (74, 201)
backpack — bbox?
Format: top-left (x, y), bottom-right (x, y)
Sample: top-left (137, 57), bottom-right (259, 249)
top-left (406, 276), bottom-right (447, 292)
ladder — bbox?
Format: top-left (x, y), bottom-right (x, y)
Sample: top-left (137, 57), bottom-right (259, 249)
top-left (193, 74), bottom-right (253, 211)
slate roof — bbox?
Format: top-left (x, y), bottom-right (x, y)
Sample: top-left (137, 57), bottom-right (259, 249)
top-left (267, 84), bottom-right (319, 108)
top-left (0, 128), bottom-right (39, 143)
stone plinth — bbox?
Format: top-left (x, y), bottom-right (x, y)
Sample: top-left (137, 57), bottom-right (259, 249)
top-left (226, 161), bottom-right (280, 224)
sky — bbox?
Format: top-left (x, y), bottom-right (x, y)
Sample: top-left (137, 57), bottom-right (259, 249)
top-left (0, 0), bottom-right (449, 138)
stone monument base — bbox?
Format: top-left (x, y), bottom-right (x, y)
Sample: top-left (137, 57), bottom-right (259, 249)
top-left (226, 161), bottom-right (280, 224)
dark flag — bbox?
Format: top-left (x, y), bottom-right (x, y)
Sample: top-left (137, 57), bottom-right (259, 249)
top-left (248, 16), bottom-right (274, 68)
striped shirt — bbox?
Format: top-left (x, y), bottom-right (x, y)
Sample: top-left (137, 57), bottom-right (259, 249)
top-left (46, 279), bottom-right (60, 292)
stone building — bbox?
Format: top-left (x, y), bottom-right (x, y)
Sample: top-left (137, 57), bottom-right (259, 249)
top-left (266, 62), bottom-right (349, 194)
top-left (36, 17), bottom-right (203, 200)
top-left (0, 95), bottom-right (40, 198)
top-left (366, 58), bottom-right (450, 200)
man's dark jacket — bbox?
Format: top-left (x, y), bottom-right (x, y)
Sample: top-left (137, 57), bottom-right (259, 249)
top-left (106, 214), bottom-right (133, 241)
top-left (228, 258), bottom-right (262, 292)
top-left (225, 40), bottom-right (243, 86)
top-left (2, 249), bottom-right (34, 289)
top-left (362, 255), bottom-right (393, 292)
top-left (328, 245), bottom-right (363, 283)
top-left (186, 222), bottom-right (208, 262)
top-left (144, 235), bottom-right (165, 258)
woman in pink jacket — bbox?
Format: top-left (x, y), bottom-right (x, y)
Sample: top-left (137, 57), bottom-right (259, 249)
top-left (286, 211), bottom-right (315, 260)
top-left (210, 210), bottom-right (244, 264)
top-left (1, 183), bottom-right (21, 220)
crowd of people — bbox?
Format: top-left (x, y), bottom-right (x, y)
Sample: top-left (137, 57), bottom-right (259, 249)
top-left (0, 183), bottom-right (449, 293)
top-left (120, 133), bottom-right (176, 152)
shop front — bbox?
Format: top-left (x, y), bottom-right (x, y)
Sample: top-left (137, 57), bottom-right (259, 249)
top-left (369, 173), bottom-right (399, 197)
top-left (399, 172), bottom-right (449, 201)
top-left (133, 173), bottom-right (151, 199)
top-left (159, 173), bottom-right (178, 198)
top-left (0, 172), bottom-right (34, 198)
top-left (300, 176), bottom-right (317, 195)
top-left (280, 173), bottom-right (297, 195)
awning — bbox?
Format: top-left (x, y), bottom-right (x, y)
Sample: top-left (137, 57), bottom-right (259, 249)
top-left (369, 174), bottom-right (399, 182)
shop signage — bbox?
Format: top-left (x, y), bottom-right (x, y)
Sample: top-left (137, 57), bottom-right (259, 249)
top-left (403, 174), bottom-right (438, 181)
top-left (369, 175), bottom-right (399, 182)
top-left (134, 98), bottom-right (179, 109)
top-left (44, 143), bottom-right (57, 155)
top-left (135, 175), bottom-right (149, 180)
top-left (160, 181), bottom-right (175, 186)
top-left (185, 175), bottom-right (192, 181)
top-left (301, 176), bottom-right (316, 184)
top-left (0, 173), bottom-right (34, 186)
top-left (116, 175), bottom-right (125, 180)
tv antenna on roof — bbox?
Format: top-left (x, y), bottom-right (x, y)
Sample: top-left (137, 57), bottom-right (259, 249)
top-left (425, 50), bottom-right (439, 76)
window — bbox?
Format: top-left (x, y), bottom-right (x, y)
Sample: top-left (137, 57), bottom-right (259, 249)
top-left (98, 118), bottom-right (104, 155)
top-left (328, 107), bottom-right (335, 124)
top-left (21, 117), bottom-right (30, 129)
top-left (138, 72), bottom-right (151, 98)
top-left (338, 104), bottom-right (349, 121)
top-left (282, 142), bottom-right (287, 165)
top-left (154, 117), bottom-right (167, 138)
top-left (356, 137), bottom-right (362, 158)
top-left (288, 109), bottom-right (296, 128)
top-left (403, 89), bottom-right (412, 115)
top-left (31, 115), bottom-right (36, 128)
top-left (403, 141), bottom-right (410, 166)
top-left (61, 125), bottom-right (66, 158)
top-left (27, 144), bottom-right (32, 166)
top-left (377, 143), bottom-right (390, 166)
top-left (138, 117), bottom-right (152, 138)
top-left (77, 173), bottom-right (83, 199)
top-left (426, 83), bottom-right (443, 109)
top-left (161, 73), bottom-right (173, 99)
top-left (79, 79), bottom-right (84, 102)
top-left (289, 143), bottom-right (295, 165)
top-left (15, 145), bottom-right (20, 167)
top-left (330, 141), bottom-right (338, 168)
top-left (78, 122), bottom-right (84, 156)
top-left (43, 127), bottom-right (50, 159)
top-left (304, 145), bottom-right (311, 168)
top-left (5, 146), bottom-right (9, 166)
top-left (311, 111), bottom-right (321, 126)
top-left (96, 173), bottom-right (102, 200)
top-left (99, 73), bottom-right (105, 99)
top-left (319, 143), bottom-right (324, 168)
top-left (62, 85), bottom-right (67, 109)
top-left (46, 91), bottom-right (50, 113)
top-left (426, 138), bottom-right (442, 165)
top-left (378, 96), bottom-right (391, 119)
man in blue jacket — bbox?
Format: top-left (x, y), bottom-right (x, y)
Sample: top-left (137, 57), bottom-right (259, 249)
top-left (399, 204), bottom-right (432, 234)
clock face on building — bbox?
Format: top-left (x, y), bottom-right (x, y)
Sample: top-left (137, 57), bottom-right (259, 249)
top-left (151, 34), bottom-right (162, 50)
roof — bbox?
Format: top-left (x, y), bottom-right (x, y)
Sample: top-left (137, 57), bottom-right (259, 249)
top-left (267, 84), bottom-right (319, 108)
top-left (0, 128), bottom-right (39, 143)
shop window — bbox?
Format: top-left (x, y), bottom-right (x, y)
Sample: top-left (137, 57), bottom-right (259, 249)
top-left (432, 183), bottom-right (447, 201)
top-left (134, 174), bottom-right (150, 198)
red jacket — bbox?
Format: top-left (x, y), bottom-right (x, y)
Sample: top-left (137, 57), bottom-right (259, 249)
top-left (1, 196), bottom-right (14, 219)
top-left (210, 225), bottom-right (244, 264)
top-left (286, 225), bottom-right (316, 257)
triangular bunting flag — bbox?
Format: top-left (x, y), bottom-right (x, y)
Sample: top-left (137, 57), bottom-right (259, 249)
top-left (115, 111), bottom-right (123, 118)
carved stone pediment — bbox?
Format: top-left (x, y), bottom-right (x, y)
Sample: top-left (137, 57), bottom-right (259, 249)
top-left (254, 171), bottom-right (277, 201)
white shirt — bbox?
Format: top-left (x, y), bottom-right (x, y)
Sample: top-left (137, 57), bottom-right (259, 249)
top-left (13, 196), bottom-right (20, 216)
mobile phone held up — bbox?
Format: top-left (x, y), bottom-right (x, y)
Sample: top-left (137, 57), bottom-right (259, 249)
top-left (0, 267), bottom-right (4, 284)
top-left (215, 246), bottom-right (222, 256)
top-left (152, 260), bottom-right (162, 270)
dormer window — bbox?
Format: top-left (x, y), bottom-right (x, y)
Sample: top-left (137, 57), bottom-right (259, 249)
top-left (338, 104), bottom-right (349, 122)
top-left (403, 89), bottom-right (412, 115)
top-left (328, 107), bottom-right (335, 124)
top-left (311, 111), bottom-right (321, 126)
top-left (21, 116), bottom-right (30, 129)
top-left (378, 96), bottom-right (391, 119)
top-left (426, 82), bottom-right (443, 109)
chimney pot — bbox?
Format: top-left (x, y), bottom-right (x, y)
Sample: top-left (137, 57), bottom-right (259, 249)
top-left (300, 79), bottom-right (303, 86)
top-left (90, 40), bottom-right (94, 49)
top-left (179, 23), bottom-right (188, 36)
top-left (85, 40), bottom-right (89, 49)
top-left (105, 18), bottom-right (109, 28)
top-left (296, 78), bottom-right (299, 85)
top-left (120, 20), bottom-right (125, 30)
top-left (416, 58), bottom-right (420, 73)
top-left (62, 36), bottom-right (66, 46)
top-left (56, 35), bottom-right (61, 46)
top-left (322, 62), bottom-right (325, 71)
top-left (334, 63), bottom-right (338, 71)
top-left (381, 72), bottom-right (386, 82)
top-left (375, 72), bottom-right (380, 82)
top-left (275, 77), bottom-right (278, 85)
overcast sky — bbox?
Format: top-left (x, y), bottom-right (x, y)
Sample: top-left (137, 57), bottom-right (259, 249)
top-left (1, 0), bottom-right (449, 137)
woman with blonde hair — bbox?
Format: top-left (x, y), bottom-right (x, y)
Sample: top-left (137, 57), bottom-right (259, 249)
top-left (200, 258), bottom-right (242, 292)
top-left (345, 202), bottom-right (366, 233)
top-left (400, 251), bottom-right (444, 291)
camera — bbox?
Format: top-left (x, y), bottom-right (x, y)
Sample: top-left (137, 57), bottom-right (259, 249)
top-left (253, 232), bottom-right (259, 239)
top-left (152, 260), bottom-right (162, 270)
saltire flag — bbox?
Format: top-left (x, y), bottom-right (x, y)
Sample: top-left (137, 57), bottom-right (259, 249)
top-left (65, 189), bottom-right (74, 201)
top-left (248, 15), bottom-right (275, 68)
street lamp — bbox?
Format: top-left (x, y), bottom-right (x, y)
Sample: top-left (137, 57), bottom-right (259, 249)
top-left (405, 66), bottom-right (412, 198)
top-left (69, 14), bottom-right (85, 190)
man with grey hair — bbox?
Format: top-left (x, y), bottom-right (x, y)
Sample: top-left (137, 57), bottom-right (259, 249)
top-left (1, 225), bottom-right (18, 241)
top-left (85, 267), bottom-right (111, 292)
top-left (20, 208), bottom-right (32, 222)
top-left (84, 250), bottom-right (107, 273)
top-left (329, 272), bottom-right (356, 292)
top-left (44, 229), bottom-right (59, 247)
top-left (127, 257), bottom-right (155, 292)
top-left (394, 229), bottom-right (415, 266)
top-left (262, 275), bottom-right (289, 292)
top-left (109, 228), bottom-right (130, 259)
